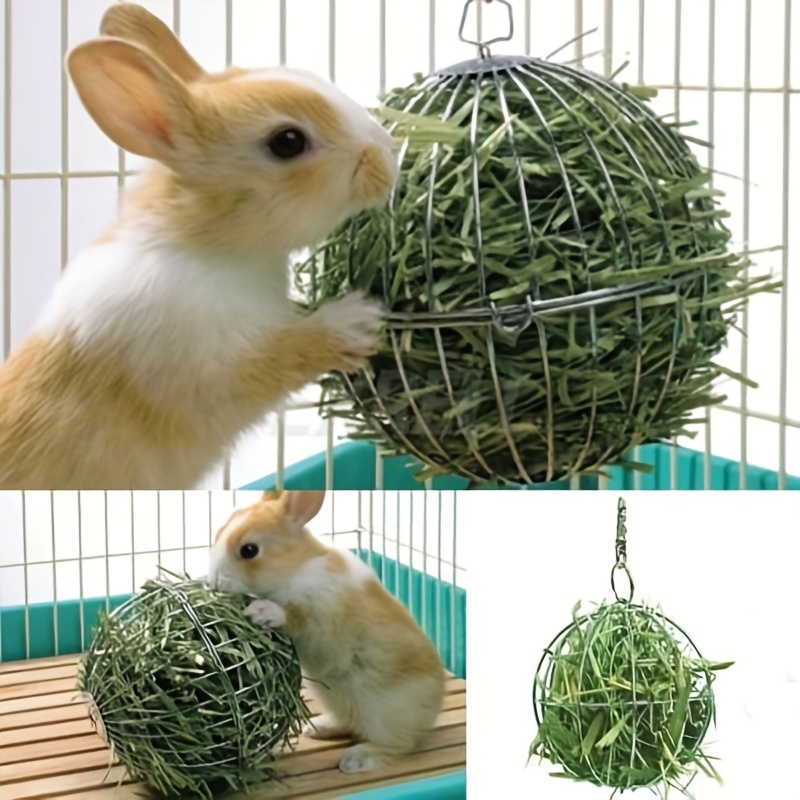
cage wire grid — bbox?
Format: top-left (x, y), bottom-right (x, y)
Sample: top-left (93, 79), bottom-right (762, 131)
top-left (0, 490), bottom-right (464, 671)
top-left (0, 0), bottom-right (796, 490)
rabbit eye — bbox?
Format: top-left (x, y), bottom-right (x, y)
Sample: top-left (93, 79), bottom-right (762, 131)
top-left (266, 128), bottom-right (308, 159)
top-left (240, 543), bottom-right (259, 560)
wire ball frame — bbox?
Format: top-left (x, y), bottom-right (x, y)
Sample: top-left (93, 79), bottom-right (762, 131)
top-left (78, 575), bottom-right (308, 799)
top-left (301, 47), bottom-right (759, 487)
top-left (531, 601), bottom-right (717, 792)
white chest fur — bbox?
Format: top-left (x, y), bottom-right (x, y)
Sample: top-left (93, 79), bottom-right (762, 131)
top-left (287, 551), bottom-right (376, 599)
top-left (35, 227), bottom-right (294, 400)
top-left (276, 551), bottom-right (377, 676)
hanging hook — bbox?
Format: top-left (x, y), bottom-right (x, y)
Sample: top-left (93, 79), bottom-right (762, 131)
top-left (610, 497), bottom-right (634, 603)
top-left (458, 0), bottom-right (514, 59)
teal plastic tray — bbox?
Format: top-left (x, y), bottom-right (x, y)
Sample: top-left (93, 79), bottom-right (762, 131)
top-left (242, 440), bottom-right (800, 491)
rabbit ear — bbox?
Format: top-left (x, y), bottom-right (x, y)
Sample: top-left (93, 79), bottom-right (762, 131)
top-left (284, 492), bottom-right (326, 528)
top-left (100, 3), bottom-right (206, 83)
top-left (67, 37), bottom-right (195, 160)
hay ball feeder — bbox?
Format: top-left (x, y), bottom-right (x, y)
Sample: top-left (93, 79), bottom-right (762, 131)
top-left (78, 575), bottom-right (310, 800)
top-left (531, 601), bottom-right (722, 793)
top-left (300, 11), bottom-right (766, 487)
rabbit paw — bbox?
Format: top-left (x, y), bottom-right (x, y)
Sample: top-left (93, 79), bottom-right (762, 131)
top-left (338, 743), bottom-right (392, 774)
top-left (312, 293), bottom-right (384, 373)
top-left (303, 713), bottom-right (350, 740)
top-left (245, 599), bottom-right (286, 628)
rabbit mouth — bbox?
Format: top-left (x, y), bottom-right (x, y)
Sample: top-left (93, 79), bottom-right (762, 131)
top-left (209, 574), bottom-right (237, 594)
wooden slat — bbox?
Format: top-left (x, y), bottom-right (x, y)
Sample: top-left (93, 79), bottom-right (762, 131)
top-left (0, 691), bottom-right (82, 718)
top-left (0, 719), bottom-right (95, 749)
top-left (0, 665), bottom-right (78, 689)
top-left (0, 733), bottom-right (107, 765)
top-left (442, 690), bottom-right (465, 709)
top-left (0, 704), bottom-right (89, 733)
top-left (0, 766), bottom-right (129, 800)
top-left (38, 785), bottom-right (147, 800)
top-left (0, 657), bottom-right (80, 676)
top-left (0, 748), bottom-right (114, 785)
top-left (0, 678), bottom-right (79, 702)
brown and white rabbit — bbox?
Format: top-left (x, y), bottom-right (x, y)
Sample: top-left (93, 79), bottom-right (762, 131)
top-left (206, 491), bottom-right (446, 774)
top-left (0, 3), bottom-right (397, 489)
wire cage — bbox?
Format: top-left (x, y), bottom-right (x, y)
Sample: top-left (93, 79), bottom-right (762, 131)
top-left (0, 0), bottom-right (797, 492)
top-left (0, 489), bottom-right (467, 798)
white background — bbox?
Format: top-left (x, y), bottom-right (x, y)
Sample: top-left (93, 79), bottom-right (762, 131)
top-left (0, 0), bottom-right (797, 487)
top-left (461, 490), bottom-right (800, 799)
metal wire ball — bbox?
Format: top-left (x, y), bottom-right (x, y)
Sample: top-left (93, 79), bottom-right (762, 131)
top-left (78, 575), bottom-right (310, 800)
top-left (531, 600), bottom-right (718, 794)
top-left (300, 53), bottom-right (764, 487)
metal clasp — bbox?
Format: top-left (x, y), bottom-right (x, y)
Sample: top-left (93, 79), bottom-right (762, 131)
top-left (611, 497), bottom-right (635, 603)
top-left (458, 0), bottom-right (514, 59)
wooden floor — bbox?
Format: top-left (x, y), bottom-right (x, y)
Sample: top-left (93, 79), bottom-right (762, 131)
top-left (0, 655), bottom-right (466, 800)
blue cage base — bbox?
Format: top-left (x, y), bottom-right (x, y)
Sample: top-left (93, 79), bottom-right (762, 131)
top-left (242, 440), bottom-right (800, 491)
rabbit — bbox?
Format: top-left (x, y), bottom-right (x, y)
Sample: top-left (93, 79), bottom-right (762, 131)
top-left (206, 490), bottom-right (446, 774)
top-left (0, 2), bottom-right (398, 490)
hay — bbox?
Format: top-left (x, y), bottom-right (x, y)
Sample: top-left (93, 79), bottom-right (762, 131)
top-left (78, 572), bottom-right (310, 800)
top-left (298, 55), bottom-right (777, 486)
top-left (530, 600), bottom-right (732, 795)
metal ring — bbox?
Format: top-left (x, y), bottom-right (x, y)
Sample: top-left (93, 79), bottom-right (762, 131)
top-left (458, 0), bottom-right (514, 55)
top-left (611, 563), bottom-right (634, 603)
